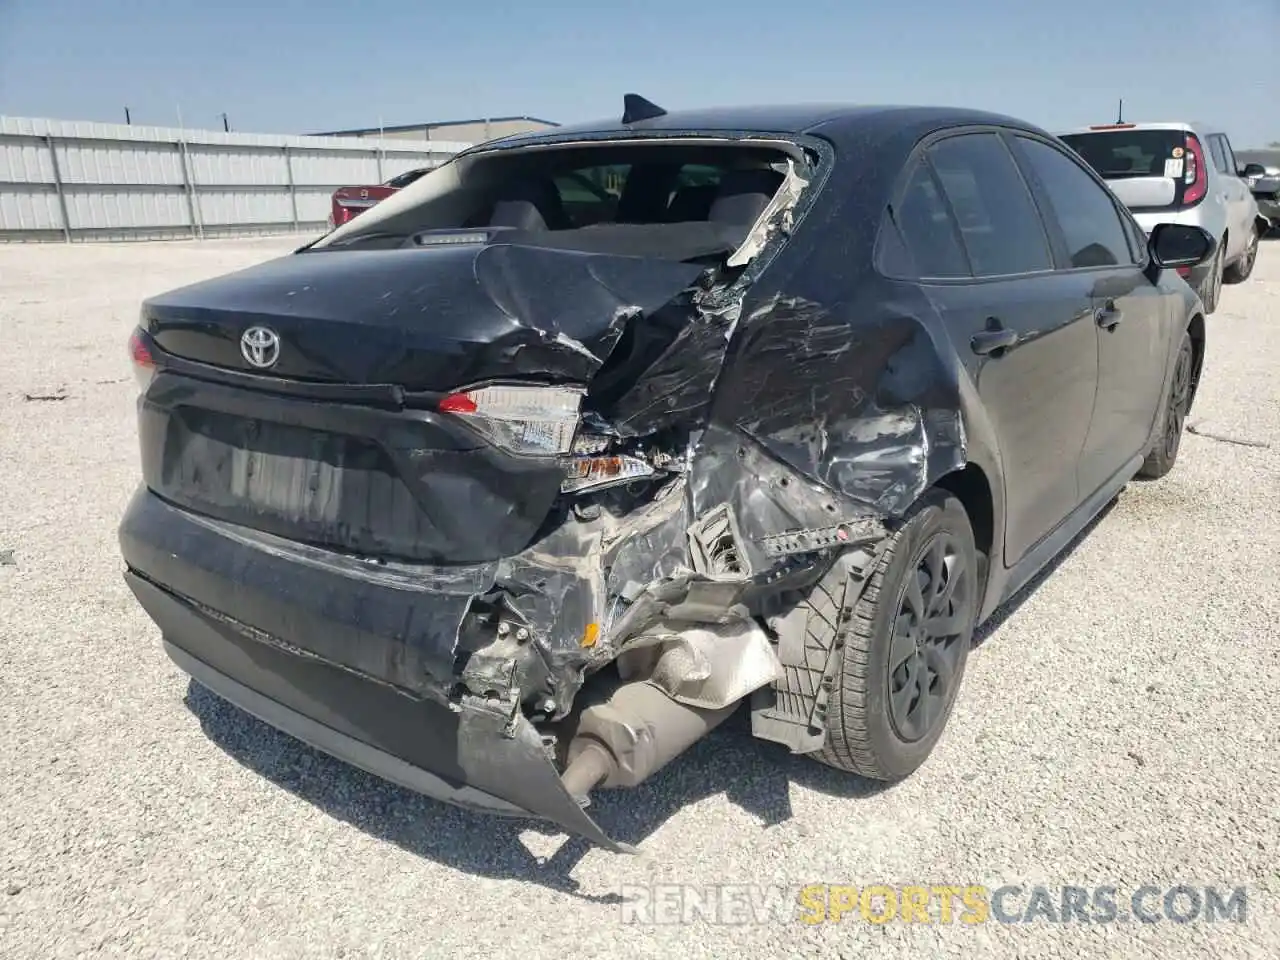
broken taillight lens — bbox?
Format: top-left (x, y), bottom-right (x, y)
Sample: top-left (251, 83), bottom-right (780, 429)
top-left (561, 454), bottom-right (656, 494)
top-left (437, 385), bottom-right (583, 457)
top-left (128, 328), bottom-right (156, 392)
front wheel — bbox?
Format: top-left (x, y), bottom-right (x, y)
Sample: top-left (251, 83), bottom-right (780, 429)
top-left (809, 490), bottom-right (979, 781)
top-left (1137, 330), bottom-right (1194, 480)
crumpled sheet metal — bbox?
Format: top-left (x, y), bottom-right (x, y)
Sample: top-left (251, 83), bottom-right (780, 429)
top-left (467, 284), bottom-right (973, 697)
top-left (603, 292), bottom-right (744, 439)
top-left (710, 291), bottom-right (968, 519)
top-left (461, 477), bottom-right (695, 709)
top-left (445, 153), bottom-right (976, 715)
top-left (474, 244), bottom-right (708, 364)
top-left (687, 422), bottom-right (870, 576)
top-left (453, 698), bottom-right (637, 853)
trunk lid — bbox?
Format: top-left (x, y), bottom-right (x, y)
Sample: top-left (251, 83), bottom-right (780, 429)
top-left (135, 242), bottom-right (706, 564)
top-left (142, 242), bottom-right (704, 390)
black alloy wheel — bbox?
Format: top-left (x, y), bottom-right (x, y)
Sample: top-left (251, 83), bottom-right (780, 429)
top-left (886, 532), bottom-right (974, 744)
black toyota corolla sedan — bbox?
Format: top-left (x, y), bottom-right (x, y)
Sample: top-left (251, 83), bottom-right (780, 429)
top-left (119, 96), bottom-right (1214, 852)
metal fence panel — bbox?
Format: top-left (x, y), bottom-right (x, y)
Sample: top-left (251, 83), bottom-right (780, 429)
top-left (188, 145), bottom-right (290, 187)
top-left (0, 115), bottom-right (471, 241)
top-left (0, 136), bottom-right (55, 182)
top-left (0, 185), bottom-right (61, 232)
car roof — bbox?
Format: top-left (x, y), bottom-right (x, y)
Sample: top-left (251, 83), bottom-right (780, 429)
top-left (470, 103), bottom-right (1051, 152)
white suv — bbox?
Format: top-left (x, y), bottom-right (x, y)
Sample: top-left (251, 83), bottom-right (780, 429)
top-left (1057, 122), bottom-right (1266, 313)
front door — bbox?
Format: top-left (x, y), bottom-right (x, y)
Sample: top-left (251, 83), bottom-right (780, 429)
top-left (913, 132), bottom-right (1101, 566)
top-left (1009, 134), bottom-right (1170, 496)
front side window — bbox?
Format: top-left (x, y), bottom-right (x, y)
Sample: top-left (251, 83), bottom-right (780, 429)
top-left (1123, 214), bottom-right (1148, 264)
top-left (1013, 136), bottom-right (1137, 268)
top-left (926, 133), bottom-right (1054, 277)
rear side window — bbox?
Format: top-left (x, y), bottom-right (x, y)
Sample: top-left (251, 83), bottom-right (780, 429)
top-left (1218, 135), bottom-right (1238, 173)
top-left (926, 133), bottom-right (1053, 277)
top-left (1207, 135), bottom-right (1231, 175)
top-left (1013, 137), bottom-right (1137, 268)
top-left (1208, 134), bottom-right (1238, 175)
top-left (885, 160), bottom-right (971, 278)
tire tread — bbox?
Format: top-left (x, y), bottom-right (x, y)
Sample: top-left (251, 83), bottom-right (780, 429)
top-left (813, 522), bottom-right (905, 779)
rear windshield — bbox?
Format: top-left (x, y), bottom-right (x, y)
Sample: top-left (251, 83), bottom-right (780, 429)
top-left (1059, 129), bottom-right (1189, 212)
top-left (315, 141), bottom-right (804, 263)
top-left (1059, 130), bottom-right (1186, 179)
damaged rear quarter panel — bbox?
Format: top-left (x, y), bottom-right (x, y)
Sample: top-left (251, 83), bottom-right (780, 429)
top-left (701, 128), bottom-right (1003, 531)
top-left (467, 126), bottom-right (1012, 707)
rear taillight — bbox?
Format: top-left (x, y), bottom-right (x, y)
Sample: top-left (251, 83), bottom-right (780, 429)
top-left (437, 385), bottom-right (583, 457)
top-left (436, 385), bottom-right (667, 494)
top-left (128, 328), bottom-right (155, 392)
top-left (1183, 135), bottom-right (1207, 206)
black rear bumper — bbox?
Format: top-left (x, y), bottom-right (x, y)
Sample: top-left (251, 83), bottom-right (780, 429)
top-left (119, 488), bottom-right (632, 852)
top-left (119, 486), bottom-right (489, 697)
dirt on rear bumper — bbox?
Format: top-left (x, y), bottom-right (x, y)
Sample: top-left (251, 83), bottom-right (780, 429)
top-left (128, 570), bottom-right (635, 853)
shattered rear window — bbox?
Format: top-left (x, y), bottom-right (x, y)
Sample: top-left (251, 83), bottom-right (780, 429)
top-left (317, 140), bottom-right (807, 264)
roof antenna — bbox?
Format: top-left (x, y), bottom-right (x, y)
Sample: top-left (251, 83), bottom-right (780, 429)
top-left (622, 93), bottom-right (667, 124)
top-left (1117, 98), bottom-right (1124, 124)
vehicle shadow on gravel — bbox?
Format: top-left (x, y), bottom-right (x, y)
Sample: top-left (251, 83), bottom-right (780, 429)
top-left (184, 684), bottom-right (889, 899)
top-left (182, 494), bottom-right (1121, 897)
top-left (972, 495), bottom-right (1118, 647)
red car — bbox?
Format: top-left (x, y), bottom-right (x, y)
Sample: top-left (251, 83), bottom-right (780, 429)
top-left (328, 167), bottom-right (431, 228)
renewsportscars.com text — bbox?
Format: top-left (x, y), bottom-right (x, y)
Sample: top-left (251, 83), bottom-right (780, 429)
top-left (618, 883), bottom-right (1250, 926)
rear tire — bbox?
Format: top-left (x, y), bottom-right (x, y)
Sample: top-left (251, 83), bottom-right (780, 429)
top-left (808, 490), bottom-right (979, 781)
top-left (1224, 226), bottom-right (1259, 284)
top-left (1137, 330), bottom-right (1194, 480)
top-left (1199, 244), bottom-right (1223, 314)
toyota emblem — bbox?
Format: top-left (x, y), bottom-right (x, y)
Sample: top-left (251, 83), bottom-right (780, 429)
top-left (240, 326), bottom-right (281, 369)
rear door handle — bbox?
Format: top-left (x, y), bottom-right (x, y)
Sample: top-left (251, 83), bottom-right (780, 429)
top-left (971, 323), bottom-right (1019, 356)
top-left (1095, 300), bottom-right (1123, 330)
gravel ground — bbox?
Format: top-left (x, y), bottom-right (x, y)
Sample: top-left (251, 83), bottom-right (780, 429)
top-left (1, 236), bottom-right (1277, 960)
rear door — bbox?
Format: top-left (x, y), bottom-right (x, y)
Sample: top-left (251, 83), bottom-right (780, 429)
top-left (888, 131), bottom-right (1100, 566)
top-left (1010, 134), bottom-right (1169, 498)
top-left (1208, 133), bottom-right (1254, 256)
